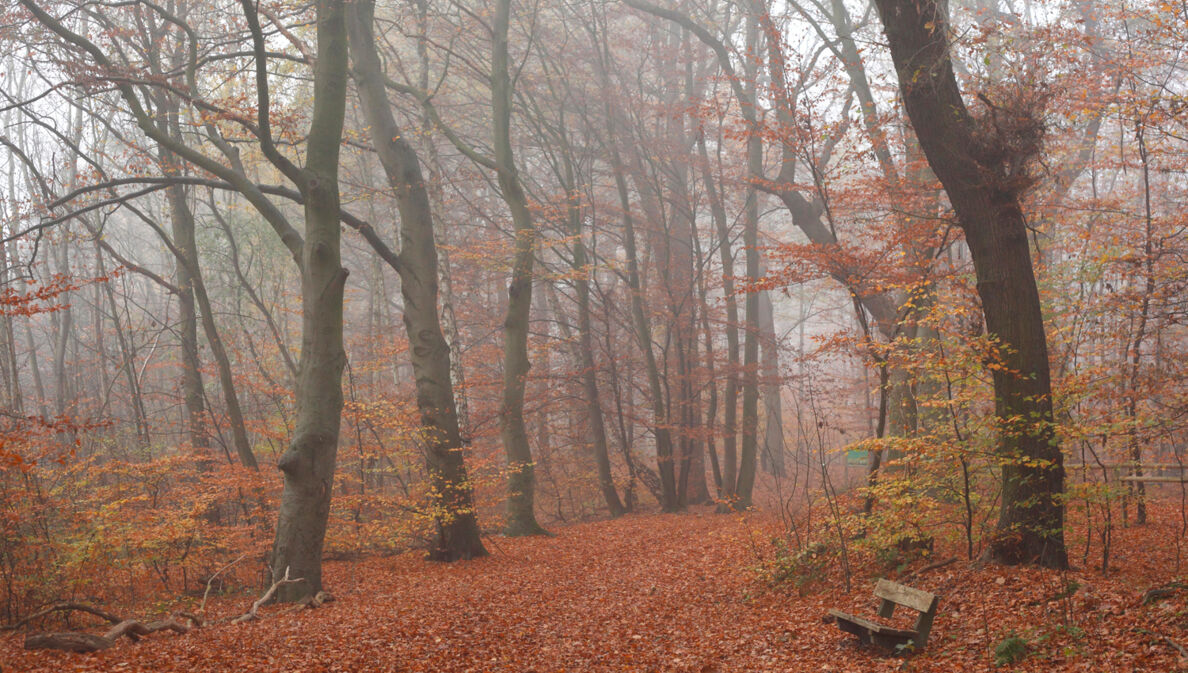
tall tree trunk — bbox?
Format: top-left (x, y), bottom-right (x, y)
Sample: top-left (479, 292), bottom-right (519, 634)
top-left (557, 148), bottom-right (627, 517)
top-left (159, 98), bottom-right (255, 469)
top-left (491, 0), bottom-right (547, 536)
top-left (873, 0), bottom-right (1067, 568)
top-left (164, 181), bottom-right (210, 452)
top-left (271, 0), bottom-right (350, 599)
top-left (734, 8), bottom-right (763, 510)
top-left (609, 147), bottom-right (679, 512)
top-left (188, 244), bottom-right (259, 471)
top-left (1125, 121), bottom-right (1156, 526)
top-left (347, 0), bottom-right (488, 558)
top-left (695, 132), bottom-right (738, 506)
top-left (758, 289), bottom-right (785, 476)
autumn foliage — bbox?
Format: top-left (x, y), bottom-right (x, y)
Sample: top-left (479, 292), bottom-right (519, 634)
top-left (0, 0), bottom-right (1187, 670)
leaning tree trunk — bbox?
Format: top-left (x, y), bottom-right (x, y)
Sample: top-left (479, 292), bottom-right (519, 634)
top-left (271, 0), bottom-right (350, 599)
top-left (491, 0), bottom-right (547, 536)
top-left (873, 0), bottom-right (1066, 568)
top-left (347, 0), bottom-right (487, 559)
top-left (159, 101), bottom-right (257, 469)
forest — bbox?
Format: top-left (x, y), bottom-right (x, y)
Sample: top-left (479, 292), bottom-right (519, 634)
top-left (0, 0), bottom-right (1185, 670)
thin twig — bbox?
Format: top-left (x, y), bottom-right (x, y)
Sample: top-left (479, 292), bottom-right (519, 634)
top-left (201, 553), bottom-right (250, 614)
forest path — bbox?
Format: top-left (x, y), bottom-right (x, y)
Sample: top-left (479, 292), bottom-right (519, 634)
top-left (4, 505), bottom-right (1185, 671)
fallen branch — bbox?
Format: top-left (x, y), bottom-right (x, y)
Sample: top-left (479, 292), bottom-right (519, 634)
top-left (1139, 626), bottom-right (1188, 658)
top-left (3, 602), bottom-right (122, 631)
top-left (24, 615), bottom-right (196, 653)
top-left (20, 568), bottom-right (316, 652)
top-left (231, 566), bottom-right (304, 623)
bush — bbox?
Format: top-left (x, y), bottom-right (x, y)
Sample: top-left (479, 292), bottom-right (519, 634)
top-left (994, 633), bottom-right (1028, 667)
top-left (758, 539), bottom-right (830, 592)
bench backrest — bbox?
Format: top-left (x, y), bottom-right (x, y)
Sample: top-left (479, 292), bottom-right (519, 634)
top-left (874, 579), bottom-right (939, 648)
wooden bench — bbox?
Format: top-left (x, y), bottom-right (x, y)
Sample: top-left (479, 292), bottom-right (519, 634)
top-left (828, 579), bottom-right (938, 652)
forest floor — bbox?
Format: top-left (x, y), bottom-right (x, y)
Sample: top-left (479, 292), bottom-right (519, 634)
top-left (3, 501), bottom-right (1187, 672)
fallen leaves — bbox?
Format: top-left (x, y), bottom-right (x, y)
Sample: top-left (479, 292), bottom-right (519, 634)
top-left (1, 503), bottom-right (1186, 672)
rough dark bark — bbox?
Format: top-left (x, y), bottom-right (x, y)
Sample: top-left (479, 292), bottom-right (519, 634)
top-left (873, 0), bottom-right (1067, 568)
top-left (347, 0), bottom-right (487, 559)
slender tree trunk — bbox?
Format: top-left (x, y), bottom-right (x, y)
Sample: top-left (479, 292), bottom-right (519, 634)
top-left (157, 101), bottom-right (254, 468)
top-left (557, 152), bottom-right (627, 517)
top-left (491, 0), bottom-right (547, 536)
top-left (1125, 121), bottom-right (1156, 526)
top-left (346, 0), bottom-right (488, 558)
top-left (188, 247), bottom-right (259, 470)
top-left (95, 255), bottom-right (150, 448)
top-left (165, 181), bottom-right (211, 451)
top-left (758, 289), bottom-right (785, 476)
top-left (610, 149), bottom-right (679, 512)
top-left (734, 9), bottom-right (763, 510)
top-left (695, 132), bottom-right (738, 506)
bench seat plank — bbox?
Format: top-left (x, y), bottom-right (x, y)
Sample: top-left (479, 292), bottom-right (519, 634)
top-left (828, 610), bottom-right (917, 639)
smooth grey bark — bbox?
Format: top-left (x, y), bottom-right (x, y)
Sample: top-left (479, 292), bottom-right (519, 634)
top-left (695, 130), bottom-right (738, 504)
top-left (491, 0), bottom-right (547, 536)
top-left (347, 0), bottom-right (487, 559)
top-left (557, 146), bottom-right (626, 517)
top-left (165, 181), bottom-right (210, 451)
top-left (268, 0), bottom-right (351, 598)
top-left (733, 7), bottom-right (762, 510)
top-left (758, 289), bottom-right (785, 477)
top-left (187, 233), bottom-right (259, 471)
top-left (17, 0), bottom-right (349, 593)
top-left (153, 97), bottom-right (209, 453)
top-left (152, 50), bottom-right (255, 467)
top-left (158, 140), bottom-right (256, 470)
top-left (610, 141), bottom-right (679, 512)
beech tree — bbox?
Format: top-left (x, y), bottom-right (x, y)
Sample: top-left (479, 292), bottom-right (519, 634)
top-left (346, 0), bottom-right (487, 559)
top-left (17, 0), bottom-right (353, 597)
